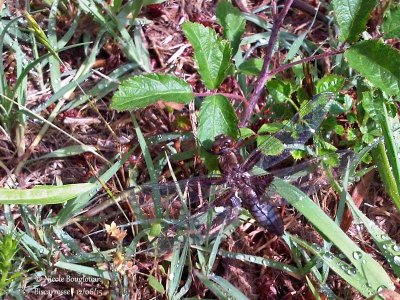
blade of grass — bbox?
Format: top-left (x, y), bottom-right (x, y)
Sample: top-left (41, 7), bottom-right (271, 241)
top-left (346, 195), bottom-right (400, 278)
top-left (167, 238), bottom-right (189, 299)
top-left (130, 113), bottom-right (163, 218)
top-left (377, 102), bottom-right (400, 210)
top-left (0, 183), bottom-right (96, 204)
top-left (56, 148), bottom-right (134, 226)
top-left (272, 178), bottom-right (394, 293)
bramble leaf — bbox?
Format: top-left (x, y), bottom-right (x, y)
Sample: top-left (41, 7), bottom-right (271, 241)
top-left (111, 74), bottom-right (194, 111)
top-left (345, 41), bottom-right (400, 96)
top-left (332, 0), bottom-right (377, 42)
top-left (182, 22), bottom-right (233, 89)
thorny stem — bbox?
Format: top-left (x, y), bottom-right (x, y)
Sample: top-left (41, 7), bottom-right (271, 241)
top-left (239, 0), bottom-right (294, 127)
top-left (268, 48), bottom-right (346, 78)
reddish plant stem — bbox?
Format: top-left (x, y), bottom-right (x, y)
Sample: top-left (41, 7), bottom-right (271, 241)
top-left (268, 48), bottom-right (346, 78)
top-left (194, 92), bottom-right (249, 107)
top-left (239, 0), bottom-right (294, 127)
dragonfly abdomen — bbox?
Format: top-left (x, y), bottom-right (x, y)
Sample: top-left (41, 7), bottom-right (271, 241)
top-left (241, 186), bottom-right (284, 235)
top-left (249, 202), bottom-right (284, 235)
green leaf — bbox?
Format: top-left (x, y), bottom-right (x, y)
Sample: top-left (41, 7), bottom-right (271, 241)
top-left (332, 0), bottom-right (377, 42)
top-left (148, 223), bottom-right (162, 238)
top-left (148, 275), bottom-right (165, 294)
top-left (182, 22), bottom-right (233, 89)
top-left (237, 58), bottom-right (263, 75)
top-left (266, 79), bottom-right (294, 102)
top-left (334, 124), bottom-right (345, 135)
top-left (0, 183), bottom-right (96, 205)
top-left (198, 95), bottom-right (238, 170)
top-left (111, 74), bottom-right (194, 111)
top-left (257, 135), bottom-right (285, 156)
top-left (347, 128), bottom-right (357, 140)
top-left (382, 6), bottom-right (400, 39)
top-left (216, 0), bottom-right (246, 54)
top-left (345, 41), bottom-right (400, 96)
top-left (198, 95), bottom-right (238, 149)
top-left (316, 74), bottom-right (345, 93)
top-left (361, 91), bottom-right (383, 122)
top-left (239, 127), bottom-right (255, 139)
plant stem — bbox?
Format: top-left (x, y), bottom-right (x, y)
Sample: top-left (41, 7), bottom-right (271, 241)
top-left (268, 48), bottom-right (345, 78)
top-left (240, 0), bottom-right (294, 127)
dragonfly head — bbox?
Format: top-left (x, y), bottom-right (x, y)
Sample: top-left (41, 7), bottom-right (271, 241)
top-left (211, 134), bottom-right (236, 155)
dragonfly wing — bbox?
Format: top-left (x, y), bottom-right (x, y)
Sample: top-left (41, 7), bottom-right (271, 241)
top-left (243, 92), bottom-right (335, 171)
top-left (121, 175), bottom-right (225, 206)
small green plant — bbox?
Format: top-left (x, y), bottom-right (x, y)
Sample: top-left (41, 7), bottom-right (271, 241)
top-left (0, 233), bottom-right (23, 296)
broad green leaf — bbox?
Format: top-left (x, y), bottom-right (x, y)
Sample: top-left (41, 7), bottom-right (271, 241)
top-left (0, 183), bottom-right (95, 204)
top-left (316, 74), bottom-right (345, 93)
top-left (148, 275), bottom-right (165, 294)
top-left (266, 79), bottom-right (294, 102)
top-left (216, 0), bottom-right (246, 54)
top-left (345, 41), bottom-right (400, 96)
top-left (198, 95), bottom-right (238, 170)
top-left (111, 74), bottom-right (194, 111)
top-left (332, 0), bottom-right (377, 42)
top-left (382, 6), bottom-right (400, 39)
top-left (198, 95), bottom-right (238, 149)
top-left (237, 58), bottom-right (263, 75)
top-left (182, 22), bottom-right (233, 89)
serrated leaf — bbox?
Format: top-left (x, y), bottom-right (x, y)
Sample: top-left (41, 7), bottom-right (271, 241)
top-left (148, 275), bottom-right (165, 294)
top-left (182, 22), bottom-right (233, 89)
top-left (316, 74), bottom-right (345, 93)
top-left (345, 41), bottom-right (400, 96)
top-left (239, 127), bottom-right (255, 139)
top-left (0, 183), bottom-right (96, 204)
top-left (266, 79), bottom-right (294, 102)
top-left (382, 6), bottom-right (400, 39)
top-left (198, 95), bottom-right (238, 170)
top-left (237, 58), bottom-right (263, 75)
top-left (332, 0), bottom-right (377, 42)
top-left (111, 74), bottom-right (194, 111)
top-left (216, 0), bottom-right (246, 54)
top-left (198, 95), bottom-right (238, 149)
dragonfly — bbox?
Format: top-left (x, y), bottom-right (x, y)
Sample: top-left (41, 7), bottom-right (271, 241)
top-left (118, 93), bottom-right (335, 242)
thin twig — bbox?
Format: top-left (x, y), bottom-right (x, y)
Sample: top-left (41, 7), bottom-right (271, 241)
top-left (240, 0), bottom-right (295, 127)
top-left (268, 48), bottom-right (346, 78)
